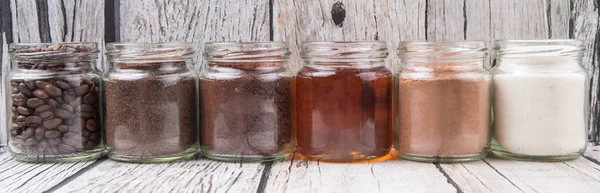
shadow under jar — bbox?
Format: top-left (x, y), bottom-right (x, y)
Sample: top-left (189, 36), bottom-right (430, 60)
top-left (491, 40), bottom-right (588, 161)
top-left (396, 41), bottom-right (491, 163)
top-left (7, 43), bottom-right (104, 163)
top-left (296, 41), bottom-right (392, 162)
top-left (104, 43), bottom-right (198, 163)
top-left (200, 42), bottom-right (294, 162)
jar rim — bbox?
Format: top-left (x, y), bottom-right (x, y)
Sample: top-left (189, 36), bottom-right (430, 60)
top-left (205, 41), bottom-right (288, 47)
top-left (9, 42), bottom-right (99, 62)
top-left (106, 42), bottom-right (193, 47)
top-left (495, 39), bottom-right (583, 45)
top-left (302, 41), bottom-right (387, 47)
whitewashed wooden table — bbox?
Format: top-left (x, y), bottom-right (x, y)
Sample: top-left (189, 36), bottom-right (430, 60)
top-left (1, 144), bottom-right (600, 193)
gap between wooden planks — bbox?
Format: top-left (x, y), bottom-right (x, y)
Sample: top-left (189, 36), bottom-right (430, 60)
top-left (0, 146), bottom-right (600, 193)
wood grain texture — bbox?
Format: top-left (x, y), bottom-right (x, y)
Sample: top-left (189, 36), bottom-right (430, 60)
top-left (0, 153), bottom-right (95, 192)
top-left (571, 0), bottom-right (600, 143)
top-left (264, 154), bottom-right (456, 193)
top-left (438, 161), bottom-right (523, 192)
top-left (118, 0), bottom-right (270, 70)
top-left (273, 0), bottom-right (426, 71)
top-left (480, 157), bottom-right (600, 193)
top-left (54, 159), bottom-right (266, 193)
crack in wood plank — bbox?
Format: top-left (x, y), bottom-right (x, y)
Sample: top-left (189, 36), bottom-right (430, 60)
top-left (434, 163), bottom-right (463, 193)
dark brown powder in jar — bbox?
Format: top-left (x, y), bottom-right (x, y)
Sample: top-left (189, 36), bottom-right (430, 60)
top-left (104, 62), bottom-right (197, 157)
top-left (397, 75), bottom-right (490, 157)
top-left (199, 63), bottom-right (292, 157)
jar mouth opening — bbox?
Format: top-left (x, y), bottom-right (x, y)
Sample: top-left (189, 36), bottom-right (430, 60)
top-left (106, 42), bottom-right (196, 62)
top-left (495, 39), bottom-right (583, 45)
top-left (401, 40), bottom-right (485, 47)
top-left (301, 41), bottom-right (388, 61)
top-left (494, 39), bottom-right (583, 59)
top-left (9, 42), bottom-right (99, 62)
top-left (204, 42), bottom-right (290, 62)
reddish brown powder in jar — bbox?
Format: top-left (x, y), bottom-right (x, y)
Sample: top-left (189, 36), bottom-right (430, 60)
top-left (199, 63), bottom-right (293, 159)
top-left (397, 76), bottom-right (490, 157)
top-left (296, 66), bottom-right (392, 161)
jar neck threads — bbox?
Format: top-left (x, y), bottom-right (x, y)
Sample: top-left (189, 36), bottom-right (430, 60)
top-left (399, 41), bottom-right (487, 69)
top-left (494, 40), bottom-right (584, 72)
top-left (9, 43), bottom-right (99, 71)
top-left (301, 41), bottom-right (388, 67)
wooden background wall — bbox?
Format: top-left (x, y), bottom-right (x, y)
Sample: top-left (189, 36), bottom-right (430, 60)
top-left (0, 0), bottom-right (599, 145)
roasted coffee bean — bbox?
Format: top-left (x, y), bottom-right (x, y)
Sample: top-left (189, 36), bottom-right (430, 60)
top-left (33, 89), bottom-right (49, 99)
top-left (89, 132), bottom-right (100, 143)
top-left (22, 127), bottom-right (34, 138)
top-left (46, 98), bottom-right (58, 107)
top-left (81, 130), bottom-right (90, 137)
top-left (42, 118), bottom-right (62, 129)
top-left (24, 116), bottom-right (43, 126)
top-left (75, 84), bottom-right (89, 96)
top-left (57, 144), bottom-right (76, 154)
top-left (12, 107), bottom-right (18, 116)
top-left (63, 92), bottom-right (75, 103)
top-left (11, 123), bottom-right (20, 131)
top-left (44, 130), bottom-right (61, 138)
top-left (54, 80), bottom-right (71, 90)
top-left (47, 138), bottom-right (60, 146)
top-left (44, 85), bottom-right (62, 97)
top-left (57, 125), bottom-right (70, 133)
top-left (24, 80), bottom-right (35, 89)
top-left (39, 111), bottom-right (54, 120)
top-left (86, 119), bottom-right (97, 131)
top-left (82, 78), bottom-right (93, 86)
top-left (16, 115), bottom-right (26, 123)
top-left (35, 80), bottom-right (51, 88)
top-left (54, 109), bottom-right (70, 119)
top-left (35, 105), bottom-right (52, 113)
top-left (81, 112), bottom-right (94, 118)
top-left (11, 87), bottom-right (19, 94)
top-left (23, 138), bottom-right (37, 146)
top-left (11, 130), bottom-right (18, 138)
top-left (62, 132), bottom-right (83, 148)
top-left (12, 93), bottom-right (26, 105)
top-left (17, 106), bottom-right (31, 115)
top-left (84, 141), bottom-right (96, 150)
top-left (26, 98), bottom-right (45, 108)
top-left (78, 104), bottom-right (94, 113)
top-left (55, 97), bottom-right (64, 104)
top-left (18, 83), bottom-right (33, 96)
top-left (60, 104), bottom-right (74, 112)
top-left (83, 93), bottom-right (97, 104)
top-left (34, 127), bottom-right (44, 140)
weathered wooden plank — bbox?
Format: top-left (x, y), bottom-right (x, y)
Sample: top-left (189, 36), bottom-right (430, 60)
top-left (426, 0), bottom-right (465, 41)
top-left (439, 161), bottom-right (522, 192)
top-left (571, 0), bottom-right (600, 143)
top-left (0, 33), bottom-right (8, 148)
top-left (118, 0), bottom-right (270, 70)
top-left (54, 158), bottom-right (266, 192)
top-left (273, 0), bottom-right (426, 71)
top-left (0, 153), bottom-right (96, 193)
top-left (480, 157), bottom-right (600, 193)
top-left (264, 154), bottom-right (456, 193)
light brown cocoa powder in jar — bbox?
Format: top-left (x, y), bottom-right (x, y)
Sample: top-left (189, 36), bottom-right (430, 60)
top-left (397, 74), bottom-right (490, 157)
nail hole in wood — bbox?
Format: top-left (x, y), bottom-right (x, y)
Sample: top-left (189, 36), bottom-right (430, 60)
top-left (331, 2), bottom-right (346, 27)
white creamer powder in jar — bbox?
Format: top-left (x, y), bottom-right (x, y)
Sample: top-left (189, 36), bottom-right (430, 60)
top-left (493, 73), bottom-right (586, 155)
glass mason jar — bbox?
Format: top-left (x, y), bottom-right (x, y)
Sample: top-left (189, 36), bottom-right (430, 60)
top-left (104, 43), bottom-right (198, 163)
top-left (396, 41), bottom-right (491, 163)
top-left (200, 42), bottom-right (294, 162)
top-left (6, 43), bottom-right (104, 162)
top-left (491, 40), bottom-right (588, 161)
top-left (297, 41), bottom-right (392, 162)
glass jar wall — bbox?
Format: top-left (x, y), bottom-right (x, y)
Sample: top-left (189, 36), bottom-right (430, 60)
top-left (396, 41), bottom-right (491, 163)
top-left (200, 42), bottom-right (294, 162)
top-left (7, 43), bottom-right (104, 162)
top-left (491, 40), bottom-right (588, 161)
top-left (103, 43), bottom-right (198, 163)
top-left (296, 41), bottom-right (392, 162)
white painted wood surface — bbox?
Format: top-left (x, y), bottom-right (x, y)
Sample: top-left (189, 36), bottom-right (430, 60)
top-left (0, 147), bottom-right (599, 192)
top-left (54, 158), bottom-right (266, 193)
top-left (0, 153), bottom-right (94, 192)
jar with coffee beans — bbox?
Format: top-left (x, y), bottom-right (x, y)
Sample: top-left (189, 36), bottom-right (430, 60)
top-left (200, 42), bottom-right (294, 162)
top-left (104, 43), bottom-right (198, 163)
top-left (7, 43), bottom-right (103, 162)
